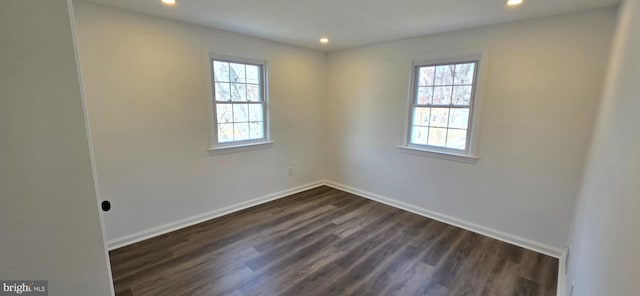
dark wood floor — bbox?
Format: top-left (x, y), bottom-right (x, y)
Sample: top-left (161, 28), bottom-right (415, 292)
top-left (109, 186), bottom-right (558, 296)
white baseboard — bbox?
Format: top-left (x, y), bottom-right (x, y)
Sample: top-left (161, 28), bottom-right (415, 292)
top-left (557, 249), bottom-right (568, 296)
top-left (322, 180), bottom-right (564, 258)
top-left (106, 180), bottom-right (325, 250)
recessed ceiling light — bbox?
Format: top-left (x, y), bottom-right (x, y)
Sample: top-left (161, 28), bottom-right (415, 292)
top-left (319, 38), bottom-right (329, 44)
top-left (162, 0), bottom-right (176, 5)
top-left (506, 0), bottom-right (523, 6)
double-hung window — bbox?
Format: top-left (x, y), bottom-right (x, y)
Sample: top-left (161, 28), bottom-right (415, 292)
top-left (407, 60), bottom-right (479, 155)
top-left (210, 55), bottom-right (269, 149)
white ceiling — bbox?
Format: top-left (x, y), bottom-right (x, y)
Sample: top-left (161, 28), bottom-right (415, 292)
top-left (83, 0), bottom-right (619, 51)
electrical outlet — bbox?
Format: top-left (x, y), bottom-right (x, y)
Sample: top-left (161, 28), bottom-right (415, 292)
top-left (288, 166), bottom-right (293, 176)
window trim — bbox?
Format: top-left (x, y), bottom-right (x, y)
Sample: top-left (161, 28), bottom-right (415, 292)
top-left (207, 53), bottom-right (271, 152)
top-left (401, 51), bottom-right (486, 162)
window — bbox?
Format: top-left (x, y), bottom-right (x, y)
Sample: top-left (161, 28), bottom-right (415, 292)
top-left (407, 60), bottom-right (479, 155)
top-left (210, 55), bottom-right (269, 149)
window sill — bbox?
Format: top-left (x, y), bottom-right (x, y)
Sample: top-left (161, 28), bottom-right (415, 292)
top-left (208, 141), bottom-right (274, 156)
top-left (398, 145), bottom-right (478, 164)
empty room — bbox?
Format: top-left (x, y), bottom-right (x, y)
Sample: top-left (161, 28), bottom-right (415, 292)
top-left (2, 0), bottom-right (639, 295)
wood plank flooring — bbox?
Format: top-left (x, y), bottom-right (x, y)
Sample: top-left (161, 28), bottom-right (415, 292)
top-left (109, 186), bottom-right (558, 296)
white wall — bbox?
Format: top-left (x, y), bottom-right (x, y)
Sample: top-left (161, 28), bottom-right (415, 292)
top-left (74, 0), bottom-right (620, 259)
top-left (325, 8), bottom-right (617, 250)
top-left (73, 2), bottom-right (327, 244)
top-left (0, 0), bottom-right (113, 295)
top-left (567, 1), bottom-right (640, 295)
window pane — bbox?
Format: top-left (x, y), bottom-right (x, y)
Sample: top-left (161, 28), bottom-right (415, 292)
top-left (248, 104), bottom-right (263, 122)
top-left (446, 129), bottom-right (467, 150)
top-left (218, 123), bottom-right (233, 143)
top-left (246, 65), bottom-right (260, 84)
top-left (419, 66), bottom-right (435, 86)
top-left (215, 82), bottom-right (230, 101)
top-left (428, 127), bottom-right (447, 147)
top-left (432, 86), bottom-right (452, 105)
top-left (216, 103), bottom-right (233, 123)
top-left (410, 61), bottom-right (477, 152)
top-left (231, 83), bottom-right (246, 101)
top-left (233, 104), bottom-right (248, 122)
top-left (430, 108), bottom-right (449, 128)
top-left (416, 87), bottom-right (433, 105)
top-left (413, 107), bottom-right (430, 126)
top-left (434, 65), bottom-right (454, 86)
top-left (452, 85), bottom-right (472, 105)
top-left (212, 59), bottom-right (268, 146)
top-left (449, 108), bottom-right (470, 129)
top-left (229, 63), bottom-right (246, 83)
top-left (247, 84), bottom-right (261, 102)
top-left (411, 126), bottom-right (429, 145)
top-left (249, 121), bottom-right (264, 139)
top-left (234, 122), bottom-right (249, 141)
top-left (454, 63), bottom-right (475, 85)
top-left (213, 61), bottom-right (230, 82)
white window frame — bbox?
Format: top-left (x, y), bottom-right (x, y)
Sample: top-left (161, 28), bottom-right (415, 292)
top-left (400, 52), bottom-right (485, 164)
top-left (207, 53), bottom-right (273, 154)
